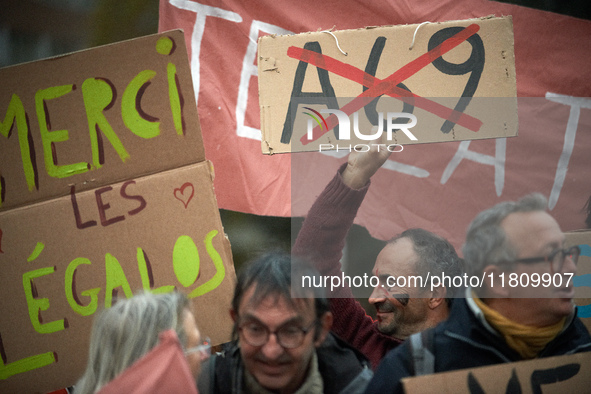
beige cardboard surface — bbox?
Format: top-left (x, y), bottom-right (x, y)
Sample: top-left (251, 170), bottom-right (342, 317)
top-left (403, 352), bottom-right (591, 393)
top-left (258, 16), bottom-right (517, 153)
top-left (0, 30), bottom-right (204, 211)
top-left (566, 231), bottom-right (591, 332)
top-left (0, 31), bottom-right (236, 393)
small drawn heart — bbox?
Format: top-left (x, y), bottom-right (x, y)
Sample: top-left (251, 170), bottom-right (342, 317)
top-left (174, 183), bottom-right (194, 208)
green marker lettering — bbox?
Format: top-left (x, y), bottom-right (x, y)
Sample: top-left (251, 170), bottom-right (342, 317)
top-left (189, 230), bottom-right (226, 298)
top-left (64, 257), bottom-right (100, 316)
top-left (35, 85), bottom-right (89, 178)
top-left (121, 70), bottom-right (160, 138)
top-left (82, 78), bottom-right (129, 168)
top-left (104, 253), bottom-right (133, 308)
top-left (173, 235), bottom-right (200, 288)
top-left (156, 36), bottom-right (174, 55)
top-left (10, 241), bottom-right (60, 376)
top-left (22, 267), bottom-right (66, 334)
top-left (27, 242), bottom-right (45, 262)
top-left (0, 348), bottom-right (56, 380)
top-left (0, 94), bottom-right (36, 203)
top-left (167, 63), bottom-right (183, 135)
top-left (137, 248), bottom-right (174, 294)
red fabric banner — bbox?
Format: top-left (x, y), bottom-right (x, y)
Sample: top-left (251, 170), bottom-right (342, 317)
top-left (158, 0), bottom-right (591, 249)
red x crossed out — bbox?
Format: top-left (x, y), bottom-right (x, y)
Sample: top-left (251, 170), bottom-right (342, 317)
top-left (286, 24), bottom-right (483, 144)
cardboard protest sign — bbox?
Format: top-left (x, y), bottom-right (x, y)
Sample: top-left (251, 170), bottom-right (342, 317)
top-left (403, 352), bottom-right (591, 393)
top-left (257, 16), bottom-right (517, 153)
top-left (0, 30), bottom-right (236, 393)
top-left (566, 231), bottom-right (591, 332)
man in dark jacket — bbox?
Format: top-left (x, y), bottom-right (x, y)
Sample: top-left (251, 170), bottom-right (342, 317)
top-left (198, 252), bottom-right (372, 393)
top-left (365, 193), bottom-right (591, 393)
top-left (293, 148), bottom-right (463, 369)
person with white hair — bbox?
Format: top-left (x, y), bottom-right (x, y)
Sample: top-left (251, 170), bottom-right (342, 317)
top-left (76, 291), bottom-right (209, 393)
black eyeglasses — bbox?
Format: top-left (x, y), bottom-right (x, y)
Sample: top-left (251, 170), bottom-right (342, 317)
top-left (513, 245), bottom-right (580, 273)
top-left (238, 321), bottom-right (316, 349)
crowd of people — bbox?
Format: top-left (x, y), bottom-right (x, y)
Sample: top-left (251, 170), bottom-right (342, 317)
top-left (71, 147), bottom-right (590, 393)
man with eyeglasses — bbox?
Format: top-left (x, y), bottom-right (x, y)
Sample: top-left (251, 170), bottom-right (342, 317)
top-left (198, 252), bottom-right (373, 393)
top-left (365, 193), bottom-right (591, 393)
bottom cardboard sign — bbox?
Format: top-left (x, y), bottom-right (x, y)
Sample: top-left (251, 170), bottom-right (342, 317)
top-left (0, 161), bottom-right (235, 393)
top-left (403, 352), bottom-right (591, 393)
